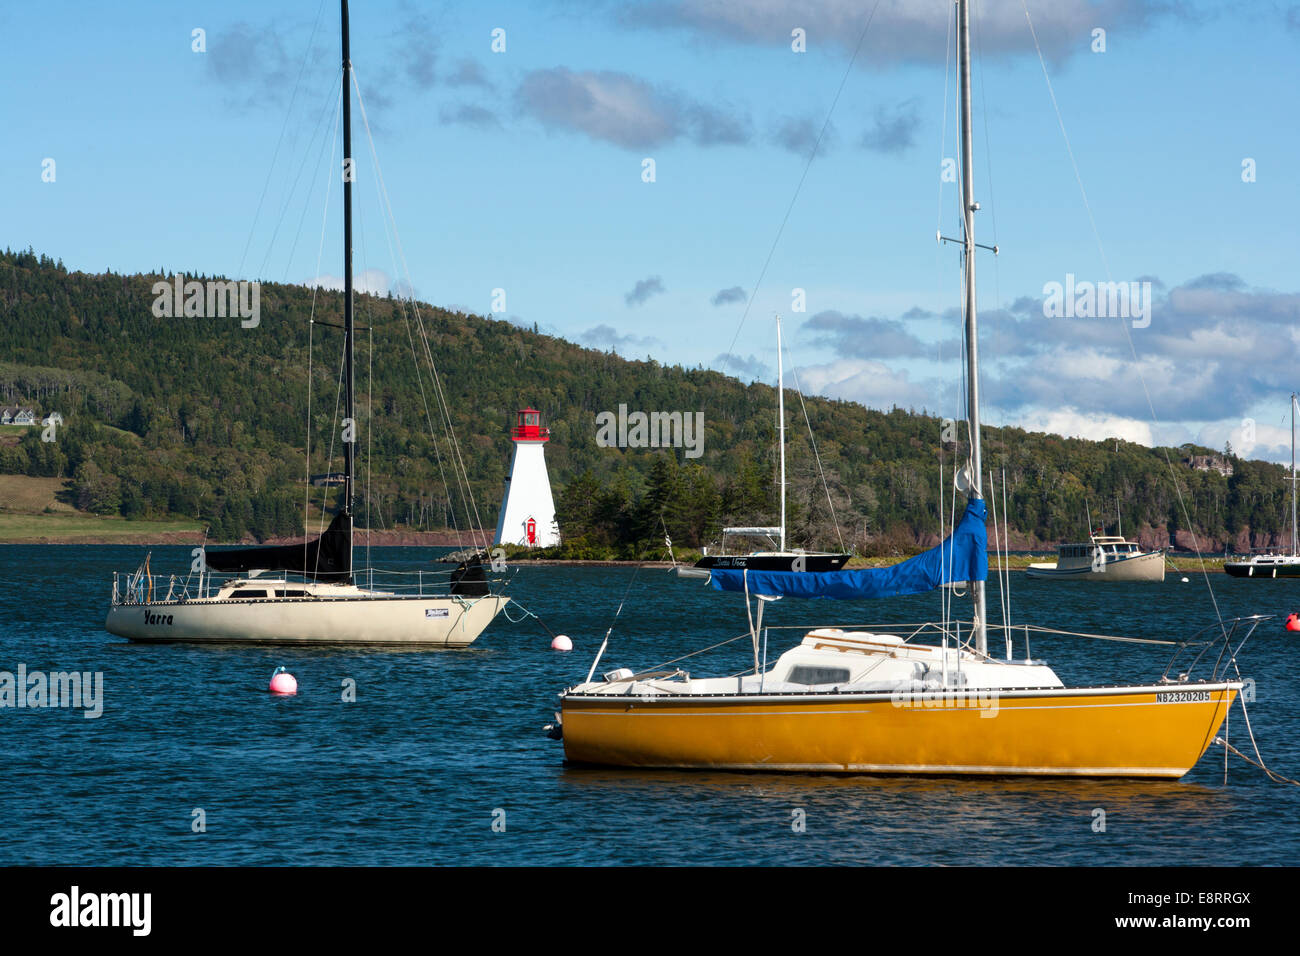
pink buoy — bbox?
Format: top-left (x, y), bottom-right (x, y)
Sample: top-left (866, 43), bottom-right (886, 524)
top-left (1286, 613), bottom-right (1300, 633)
top-left (269, 667), bottom-right (298, 695)
top-left (551, 634), bottom-right (573, 651)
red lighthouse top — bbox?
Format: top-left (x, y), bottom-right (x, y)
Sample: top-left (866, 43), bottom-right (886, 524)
top-left (511, 408), bottom-right (550, 442)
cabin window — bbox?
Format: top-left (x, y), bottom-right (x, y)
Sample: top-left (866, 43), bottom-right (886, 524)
top-left (788, 665), bottom-right (851, 685)
top-left (276, 589), bottom-right (310, 598)
top-left (229, 589), bottom-right (270, 599)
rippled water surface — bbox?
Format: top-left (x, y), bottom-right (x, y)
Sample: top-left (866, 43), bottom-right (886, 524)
top-left (2, 545), bottom-right (1296, 865)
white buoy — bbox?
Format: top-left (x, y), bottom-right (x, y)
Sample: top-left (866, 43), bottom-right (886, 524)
top-left (1181, 577), bottom-right (1189, 583)
top-left (269, 666), bottom-right (298, 695)
top-left (551, 635), bottom-right (573, 651)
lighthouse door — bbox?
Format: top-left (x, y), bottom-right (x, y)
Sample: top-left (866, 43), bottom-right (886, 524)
top-left (526, 517), bottom-right (536, 545)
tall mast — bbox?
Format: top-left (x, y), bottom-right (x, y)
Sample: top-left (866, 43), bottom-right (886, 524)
top-left (777, 315), bottom-right (787, 552)
top-left (1292, 393), bottom-right (1297, 556)
top-left (341, 0), bottom-right (356, 578)
top-left (958, 0), bottom-right (987, 655)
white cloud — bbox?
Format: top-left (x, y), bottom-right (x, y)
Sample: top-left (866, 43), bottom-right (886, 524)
top-left (1011, 407), bottom-right (1154, 446)
top-left (579, 323), bottom-right (662, 354)
top-left (516, 67), bottom-right (749, 149)
top-left (795, 358), bottom-right (932, 411)
top-left (301, 269), bottom-right (395, 296)
top-left (619, 0), bottom-right (1175, 64)
top-left (1196, 418), bottom-right (1296, 464)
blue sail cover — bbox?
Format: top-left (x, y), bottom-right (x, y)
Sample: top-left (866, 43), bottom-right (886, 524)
top-left (709, 499), bottom-right (988, 600)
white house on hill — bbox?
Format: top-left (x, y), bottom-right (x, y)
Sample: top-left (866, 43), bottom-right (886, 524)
top-left (0, 406), bottom-right (37, 426)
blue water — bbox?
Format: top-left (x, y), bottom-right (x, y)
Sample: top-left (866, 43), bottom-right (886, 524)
top-left (1, 545), bottom-right (1297, 866)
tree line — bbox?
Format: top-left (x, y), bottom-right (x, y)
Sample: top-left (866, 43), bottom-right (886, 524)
top-left (0, 247), bottom-right (1289, 553)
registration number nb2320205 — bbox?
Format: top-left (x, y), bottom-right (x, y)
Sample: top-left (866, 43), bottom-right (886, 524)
top-left (1156, 690), bottom-right (1212, 703)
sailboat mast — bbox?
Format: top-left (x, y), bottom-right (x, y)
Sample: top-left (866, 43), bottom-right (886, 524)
top-left (1292, 393), bottom-right (1297, 556)
top-left (958, 0), bottom-right (987, 655)
top-left (777, 315), bottom-right (787, 553)
top-left (341, 0), bottom-right (356, 576)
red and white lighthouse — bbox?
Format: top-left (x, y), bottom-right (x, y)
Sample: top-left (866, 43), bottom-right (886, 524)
top-left (494, 408), bottom-right (560, 548)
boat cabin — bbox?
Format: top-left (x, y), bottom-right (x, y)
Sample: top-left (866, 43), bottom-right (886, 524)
top-left (580, 628), bottom-right (1062, 698)
top-left (201, 578), bottom-right (383, 602)
top-left (1058, 537), bottom-right (1142, 560)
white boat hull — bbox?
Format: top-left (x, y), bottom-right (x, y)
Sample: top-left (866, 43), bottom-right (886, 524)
top-left (105, 594), bottom-right (510, 647)
top-left (1026, 549), bottom-right (1165, 582)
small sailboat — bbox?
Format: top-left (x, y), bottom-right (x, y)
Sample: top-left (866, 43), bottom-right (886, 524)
top-left (552, 0), bottom-right (1244, 777)
top-left (686, 316), bottom-right (851, 577)
top-left (105, 1), bottom-right (509, 647)
top-left (1225, 393), bottom-right (1300, 578)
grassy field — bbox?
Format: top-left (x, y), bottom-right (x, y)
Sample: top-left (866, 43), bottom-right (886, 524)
top-left (0, 512), bottom-right (203, 543)
top-left (0, 475), bottom-right (202, 542)
top-left (981, 553), bottom-right (1228, 574)
top-left (0, 474), bottom-right (77, 512)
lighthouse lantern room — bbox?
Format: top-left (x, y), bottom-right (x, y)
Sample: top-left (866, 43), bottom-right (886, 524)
top-left (494, 408), bottom-right (560, 549)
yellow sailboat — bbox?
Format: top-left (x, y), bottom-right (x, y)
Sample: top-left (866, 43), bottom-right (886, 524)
top-left (551, 0), bottom-right (1246, 778)
top-left (557, 623), bottom-right (1243, 777)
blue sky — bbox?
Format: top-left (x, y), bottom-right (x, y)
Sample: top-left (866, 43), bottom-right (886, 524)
top-left (3, 0), bottom-right (1300, 460)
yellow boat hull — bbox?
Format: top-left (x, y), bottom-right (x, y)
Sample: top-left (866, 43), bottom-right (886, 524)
top-left (560, 684), bottom-right (1238, 778)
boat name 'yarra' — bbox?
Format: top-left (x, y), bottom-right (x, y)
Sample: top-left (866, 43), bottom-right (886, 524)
top-left (0, 665), bottom-right (103, 719)
top-left (143, 609), bottom-right (173, 626)
top-left (890, 685), bottom-right (1000, 717)
top-left (1041, 273), bottom-right (1151, 328)
top-left (50, 886), bottom-right (151, 936)
top-left (595, 404), bottom-right (704, 459)
top-left (151, 272), bottom-right (260, 328)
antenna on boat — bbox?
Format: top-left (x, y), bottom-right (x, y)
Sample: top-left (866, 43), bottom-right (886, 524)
top-left (1291, 393), bottom-right (1298, 557)
top-left (341, 0), bottom-right (356, 583)
top-left (776, 314), bottom-right (787, 553)
top-left (957, 0), bottom-right (987, 655)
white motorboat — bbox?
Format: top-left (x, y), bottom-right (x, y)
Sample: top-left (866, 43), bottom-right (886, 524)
top-left (1026, 535), bottom-right (1166, 582)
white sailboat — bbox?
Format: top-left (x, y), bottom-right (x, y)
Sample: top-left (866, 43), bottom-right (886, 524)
top-left (1225, 393), bottom-right (1300, 578)
top-left (105, 0), bottom-right (509, 647)
top-left (552, 0), bottom-right (1247, 777)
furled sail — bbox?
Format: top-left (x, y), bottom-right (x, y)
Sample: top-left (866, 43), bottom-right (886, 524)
top-left (203, 511), bottom-right (353, 582)
top-left (450, 553), bottom-right (490, 596)
top-left (709, 499), bottom-right (987, 599)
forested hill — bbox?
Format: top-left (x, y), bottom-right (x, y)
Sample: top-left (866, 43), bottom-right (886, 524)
top-left (0, 247), bottom-right (1289, 555)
